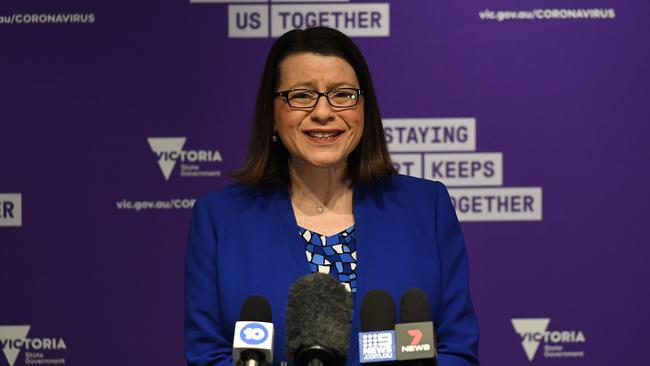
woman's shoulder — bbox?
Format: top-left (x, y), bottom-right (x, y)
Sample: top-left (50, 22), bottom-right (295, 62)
top-left (382, 174), bottom-right (448, 196)
top-left (361, 174), bottom-right (452, 211)
top-left (387, 173), bottom-right (444, 187)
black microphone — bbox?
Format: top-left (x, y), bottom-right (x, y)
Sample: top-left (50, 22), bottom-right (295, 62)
top-left (286, 273), bottom-right (353, 366)
top-left (396, 289), bottom-right (436, 365)
top-left (361, 290), bottom-right (397, 332)
top-left (359, 290), bottom-right (397, 363)
top-left (242, 295), bottom-right (273, 322)
top-left (233, 295), bottom-right (275, 366)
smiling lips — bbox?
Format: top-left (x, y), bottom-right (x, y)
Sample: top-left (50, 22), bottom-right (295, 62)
top-left (304, 130), bottom-right (343, 144)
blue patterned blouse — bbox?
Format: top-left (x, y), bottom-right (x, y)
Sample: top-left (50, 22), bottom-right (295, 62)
top-left (298, 225), bottom-right (358, 293)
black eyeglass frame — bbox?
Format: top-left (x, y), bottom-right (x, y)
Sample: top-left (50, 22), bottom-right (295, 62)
top-left (274, 88), bottom-right (364, 109)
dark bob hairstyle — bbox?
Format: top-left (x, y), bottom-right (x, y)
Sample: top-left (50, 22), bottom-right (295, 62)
top-left (234, 27), bottom-right (396, 187)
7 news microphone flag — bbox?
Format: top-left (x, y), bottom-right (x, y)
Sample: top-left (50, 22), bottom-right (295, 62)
top-left (395, 289), bottom-right (436, 363)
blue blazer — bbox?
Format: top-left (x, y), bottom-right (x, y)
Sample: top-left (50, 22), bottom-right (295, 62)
top-left (185, 174), bottom-right (479, 366)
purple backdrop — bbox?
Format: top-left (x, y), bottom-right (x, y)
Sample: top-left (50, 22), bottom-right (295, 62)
top-left (2, 0), bottom-right (649, 365)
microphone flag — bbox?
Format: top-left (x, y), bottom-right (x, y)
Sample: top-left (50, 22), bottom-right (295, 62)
top-left (394, 322), bottom-right (436, 361)
top-left (359, 330), bottom-right (397, 362)
top-left (233, 321), bottom-right (274, 365)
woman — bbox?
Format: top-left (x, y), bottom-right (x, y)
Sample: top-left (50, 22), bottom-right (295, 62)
top-left (185, 27), bottom-right (479, 365)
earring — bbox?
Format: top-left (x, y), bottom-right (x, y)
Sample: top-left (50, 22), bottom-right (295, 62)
top-left (272, 133), bottom-right (278, 143)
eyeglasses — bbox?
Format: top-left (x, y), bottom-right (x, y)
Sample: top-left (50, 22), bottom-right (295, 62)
top-left (274, 88), bottom-right (363, 109)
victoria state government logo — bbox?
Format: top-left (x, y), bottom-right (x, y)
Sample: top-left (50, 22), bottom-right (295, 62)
top-left (0, 325), bottom-right (67, 366)
top-left (147, 137), bottom-right (223, 181)
top-left (511, 318), bottom-right (586, 361)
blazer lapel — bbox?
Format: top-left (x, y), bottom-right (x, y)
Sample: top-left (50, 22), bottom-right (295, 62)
top-left (353, 181), bottom-right (396, 297)
top-left (352, 185), bottom-right (371, 299)
top-left (274, 183), bottom-right (387, 296)
top-left (275, 188), bottom-right (311, 277)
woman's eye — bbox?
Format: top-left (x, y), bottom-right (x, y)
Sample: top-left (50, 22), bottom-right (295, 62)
top-left (333, 91), bottom-right (355, 99)
top-left (291, 91), bottom-right (314, 99)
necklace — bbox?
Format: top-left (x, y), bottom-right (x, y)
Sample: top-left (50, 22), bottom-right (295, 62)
top-left (295, 188), bottom-right (326, 214)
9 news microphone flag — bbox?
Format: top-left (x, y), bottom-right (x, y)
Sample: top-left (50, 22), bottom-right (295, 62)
top-left (359, 290), bottom-right (397, 363)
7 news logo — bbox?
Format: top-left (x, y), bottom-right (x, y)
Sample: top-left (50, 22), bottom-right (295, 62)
top-left (402, 329), bottom-right (429, 352)
top-left (395, 322), bottom-right (436, 360)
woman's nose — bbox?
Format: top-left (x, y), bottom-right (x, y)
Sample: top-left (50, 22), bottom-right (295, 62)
top-left (310, 95), bottom-right (335, 124)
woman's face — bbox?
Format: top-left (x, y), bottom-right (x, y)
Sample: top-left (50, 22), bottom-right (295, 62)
top-left (274, 53), bottom-right (364, 170)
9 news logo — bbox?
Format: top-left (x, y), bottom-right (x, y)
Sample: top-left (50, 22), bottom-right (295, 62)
top-left (240, 323), bottom-right (269, 345)
top-left (360, 331), bottom-right (396, 362)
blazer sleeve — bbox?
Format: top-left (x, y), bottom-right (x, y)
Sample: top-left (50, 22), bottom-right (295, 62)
top-left (185, 198), bottom-right (233, 366)
top-left (433, 181), bottom-right (480, 366)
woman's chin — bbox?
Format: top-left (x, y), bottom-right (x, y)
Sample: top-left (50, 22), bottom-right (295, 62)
top-left (292, 156), bottom-right (348, 170)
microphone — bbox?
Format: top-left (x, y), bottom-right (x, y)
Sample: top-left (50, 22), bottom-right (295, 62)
top-left (233, 295), bottom-right (275, 366)
top-left (359, 290), bottom-right (397, 363)
top-left (285, 273), bottom-right (353, 366)
top-left (395, 289), bottom-right (436, 364)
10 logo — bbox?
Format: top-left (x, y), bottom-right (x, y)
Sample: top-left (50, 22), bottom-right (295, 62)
top-left (240, 323), bottom-right (268, 345)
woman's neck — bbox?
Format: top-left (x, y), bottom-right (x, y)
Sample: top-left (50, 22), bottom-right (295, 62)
top-left (289, 160), bottom-right (355, 235)
top-left (289, 160), bottom-right (351, 207)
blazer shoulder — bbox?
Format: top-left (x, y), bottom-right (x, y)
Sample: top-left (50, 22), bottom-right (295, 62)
top-left (359, 174), bottom-right (449, 213)
top-left (385, 174), bottom-right (448, 198)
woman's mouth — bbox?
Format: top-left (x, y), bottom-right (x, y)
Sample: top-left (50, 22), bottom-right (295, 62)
top-left (304, 130), bottom-right (343, 143)
top-left (307, 131), bottom-right (341, 139)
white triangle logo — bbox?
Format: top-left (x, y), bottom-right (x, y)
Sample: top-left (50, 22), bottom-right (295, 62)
top-left (0, 325), bottom-right (31, 366)
top-left (511, 318), bottom-right (550, 361)
top-left (147, 137), bottom-right (187, 181)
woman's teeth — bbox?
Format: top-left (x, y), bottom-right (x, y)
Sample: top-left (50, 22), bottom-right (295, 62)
top-left (307, 131), bottom-right (340, 139)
